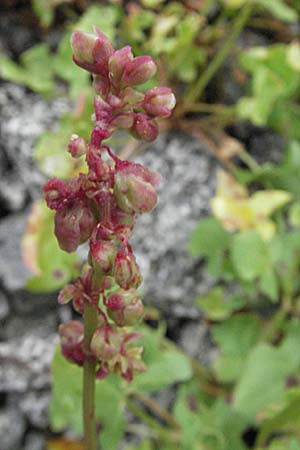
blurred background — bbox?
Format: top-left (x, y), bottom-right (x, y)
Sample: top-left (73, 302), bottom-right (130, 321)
top-left (1, 1), bottom-right (300, 449)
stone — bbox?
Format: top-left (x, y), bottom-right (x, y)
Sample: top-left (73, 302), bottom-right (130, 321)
top-left (132, 132), bottom-right (218, 318)
top-left (0, 405), bottom-right (26, 450)
top-left (24, 432), bottom-right (46, 450)
top-left (179, 320), bottom-right (218, 368)
top-left (0, 333), bottom-right (57, 392)
top-left (0, 211), bottom-right (33, 291)
top-left (0, 291), bottom-right (9, 321)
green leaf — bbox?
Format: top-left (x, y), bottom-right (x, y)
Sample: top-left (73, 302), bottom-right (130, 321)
top-left (212, 314), bottom-right (260, 383)
top-left (230, 230), bottom-right (270, 281)
top-left (258, 0), bottom-right (298, 22)
top-left (130, 326), bottom-right (192, 392)
top-left (234, 323), bottom-right (300, 421)
top-left (259, 268), bottom-right (279, 302)
top-left (257, 388), bottom-right (300, 446)
top-left (50, 348), bottom-right (125, 450)
top-left (173, 381), bottom-right (247, 450)
top-left (189, 217), bottom-right (231, 257)
top-left (0, 44), bottom-right (55, 97)
top-left (289, 202), bottom-right (300, 227)
top-left (196, 287), bottom-right (246, 321)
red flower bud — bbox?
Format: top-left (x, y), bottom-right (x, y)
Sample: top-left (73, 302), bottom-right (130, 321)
top-left (122, 56), bottom-right (157, 86)
top-left (43, 178), bottom-right (71, 210)
top-left (110, 113), bottom-right (134, 129)
top-left (55, 202), bottom-right (96, 253)
top-left (71, 31), bottom-right (97, 65)
top-left (106, 288), bottom-right (144, 327)
top-left (59, 321), bottom-right (85, 366)
top-left (143, 87), bottom-right (176, 118)
top-left (114, 171), bottom-right (158, 214)
top-left (109, 46), bottom-right (133, 86)
top-left (90, 325), bottom-right (121, 361)
top-left (114, 249), bottom-right (142, 289)
top-left (68, 135), bottom-right (88, 158)
top-left (58, 284), bottom-right (76, 304)
top-left (71, 28), bottom-right (114, 75)
top-left (131, 113), bottom-right (158, 142)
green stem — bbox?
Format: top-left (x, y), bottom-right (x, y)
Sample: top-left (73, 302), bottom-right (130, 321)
top-left (83, 302), bottom-right (98, 450)
top-left (185, 2), bottom-right (253, 103)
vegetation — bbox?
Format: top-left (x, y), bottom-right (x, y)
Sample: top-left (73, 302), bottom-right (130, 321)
top-left (2, 0), bottom-right (300, 448)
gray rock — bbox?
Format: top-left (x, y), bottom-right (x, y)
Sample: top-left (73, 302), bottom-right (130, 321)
top-left (0, 405), bottom-right (26, 450)
top-left (132, 133), bottom-right (218, 317)
top-left (24, 432), bottom-right (46, 450)
top-left (0, 291), bottom-right (9, 321)
top-left (179, 321), bottom-right (218, 368)
top-left (0, 211), bottom-right (32, 291)
top-left (0, 333), bottom-right (57, 392)
top-left (17, 390), bottom-right (50, 428)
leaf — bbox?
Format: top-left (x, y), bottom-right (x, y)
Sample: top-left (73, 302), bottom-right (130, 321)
top-left (230, 231), bottom-right (270, 281)
top-left (211, 170), bottom-right (290, 240)
top-left (22, 201), bottom-right (79, 293)
top-left (257, 388), bottom-right (300, 446)
top-left (234, 323), bottom-right (300, 421)
top-left (130, 325), bottom-right (192, 392)
top-left (189, 217), bottom-right (231, 258)
top-left (259, 268), bottom-right (279, 302)
top-left (289, 202), bottom-right (300, 227)
top-left (0, 44), bottom-right (55, 97)
top-left (50, 348), bottom-right (125, 450)
top-left (258, 0), bottom-right (298, 22)
top-left (196, 287), bottom-right (246, 321)
top-left (173, 381), bottom-right (247, 450)
top-left (212, 314), bottom-right (260, 383)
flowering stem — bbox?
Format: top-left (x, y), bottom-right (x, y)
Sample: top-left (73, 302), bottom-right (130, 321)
top-left (83, 302), bottom-right (98, 450)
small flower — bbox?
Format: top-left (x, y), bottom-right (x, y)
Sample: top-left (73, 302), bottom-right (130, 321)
top-left (59, 321), bottom-right (85, 366)
top-left (68, 135), bottom-right (88, 158)
top-left (106, 288), bottom-right (144, 327)
top-left (114, 160), bottom-right (161, 213)
top-left (114, 247), bottom-right (142, 289)
top-left (55, 201), bottom-right (96, 253)
top-left (122, 56), bottom-right (157, 86)
top-left (131, 113), bottom-right (159, 142)
top-left (90, 324), bottom-right (121, 361)
top-left (143, 87), bottom-right (176, 118)
top-left (109, 46), bottom-right (133, 86)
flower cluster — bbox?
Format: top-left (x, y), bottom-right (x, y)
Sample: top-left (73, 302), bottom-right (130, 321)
top-left (43, 27), bottom-right (175, 381)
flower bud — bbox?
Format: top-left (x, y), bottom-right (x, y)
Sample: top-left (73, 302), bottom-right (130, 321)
top-left (121, 87), bottom-right (144, 105)
top-left (71, 31), bottom-right (96, 64)
top-left (71, 29), bottom-right (114, 75)
top-left (90, 325), bottom-right (120, 361)
top-left (122, 56), bottom-right (157, 86)
top-left (68, 135), bottom-right (88, 158)
top-left (143, 87), bottom-right (176, 118)
top-left (109, 46), bottom-right (133, 86)
top-left (55, 202), bottom-right (96, 253)
top-left (131, 113), bottom-right (158, 142)
top-left (43, 178), bottom-right (71, 210)
top-left (114, 249), bottom-right (142, 289)
top-left (114, 171), bottom-right (158, 214)
top-left (106, 288), bottom-right (144, 327)
top-left (110, 113), bottom-right (134, 129)
top-left (59, 321), bottom-right (85, 365)
top-left (58, 284), bottom-right (75, 304)
top-left (89, 233), bottom-right (117, 274)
